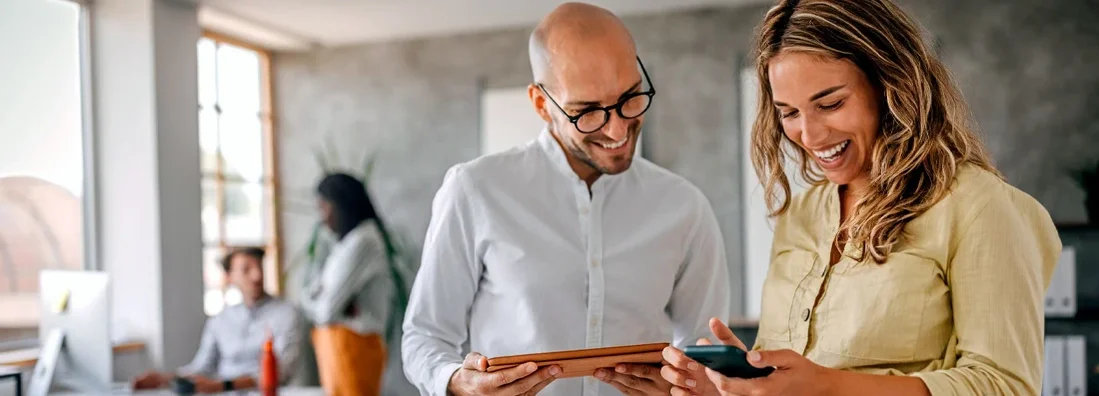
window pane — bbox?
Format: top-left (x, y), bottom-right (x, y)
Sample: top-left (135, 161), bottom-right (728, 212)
top-left (199, 107), bottom-right (219, 174)
top-left (202, 246), bottom-right (225, 290)
top-left (200, 179), bottom-right (220, 244)
top-left (203, 288), bottom-right (226, 317)
top-left (216, 44), bottom-right (261, 114)
top-left (219, 114), bottom-right (264, 182)
top-left (223, 181), bottom-right (265, 245)
top-left (0, 0), bottom-right (84, 337)
top-left (202, 246), bottom-right (228, 316)
top-left (197, 38), bottom-right (217, 108)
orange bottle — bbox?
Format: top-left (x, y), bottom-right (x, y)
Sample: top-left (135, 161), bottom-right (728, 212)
top-left (259, 333), bottom-right (278, 396)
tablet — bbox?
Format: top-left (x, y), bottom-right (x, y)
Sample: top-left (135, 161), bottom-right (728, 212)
top-left (486, 342), bottom-right (669, 379)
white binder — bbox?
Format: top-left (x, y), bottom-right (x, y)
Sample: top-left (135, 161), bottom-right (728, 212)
top-left (1044, 336), bottom-right (1065, 396)
top-left (1045, 247), bottom-right (1077, 317)
top-left (1066, 336), bottom-right (1087, 396)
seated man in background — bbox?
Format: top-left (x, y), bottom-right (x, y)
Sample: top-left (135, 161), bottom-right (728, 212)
top-left (132, 247), bottom-right (303, 393)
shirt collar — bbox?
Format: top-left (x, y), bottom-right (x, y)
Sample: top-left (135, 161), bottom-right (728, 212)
top-left (537, 126), bottom-right (575, 179)
top-left (236, 294), bottom-right (273, 317)
top-left (536, 126), bottom-right (630, 189)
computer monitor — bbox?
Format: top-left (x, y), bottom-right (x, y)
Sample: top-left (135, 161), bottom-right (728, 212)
top-left (28, 270), bottom-right (112, 395)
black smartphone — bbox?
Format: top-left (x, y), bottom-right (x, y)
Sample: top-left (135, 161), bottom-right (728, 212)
top-left (683, 345), bottom-right (774, 379)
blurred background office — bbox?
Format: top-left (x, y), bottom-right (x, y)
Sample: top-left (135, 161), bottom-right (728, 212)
top-left (0, 0), bottom-right (1097, 395)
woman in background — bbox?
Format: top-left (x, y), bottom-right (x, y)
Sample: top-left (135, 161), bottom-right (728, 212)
top-left (661, 0), bottom-right (1061, 395)
top-left (301, 173), bottom-right (395, 396)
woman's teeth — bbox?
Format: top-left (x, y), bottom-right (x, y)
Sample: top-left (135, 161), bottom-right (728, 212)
top-left (599, 137), bottom-right (628, 149)
top-left (814, 140), bottom-right (850, 162)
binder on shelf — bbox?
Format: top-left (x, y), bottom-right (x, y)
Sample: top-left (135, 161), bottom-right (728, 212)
top-left (1045, 247), bottom-right (1076, 318)
top-left (1044, 336), bottom-right (1065, 396)
top-left (1066, 336), bottom-right (1087, 396)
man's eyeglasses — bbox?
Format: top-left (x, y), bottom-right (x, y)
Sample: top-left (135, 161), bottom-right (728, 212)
top-left (537, 57), bottom-right (655, 134)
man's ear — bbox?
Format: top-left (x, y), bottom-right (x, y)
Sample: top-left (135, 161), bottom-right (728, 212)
top-left (528, 83), bottom-right (552, 123)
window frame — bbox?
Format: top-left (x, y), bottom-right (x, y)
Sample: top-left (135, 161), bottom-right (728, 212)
top-left (0, 0), bottom-right (95, 348)
top-left (198, 29), bottom-right (285, 303)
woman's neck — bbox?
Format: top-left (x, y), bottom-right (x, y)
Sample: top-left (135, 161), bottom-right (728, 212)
top-left (839, 176), bottom-right (871, 222)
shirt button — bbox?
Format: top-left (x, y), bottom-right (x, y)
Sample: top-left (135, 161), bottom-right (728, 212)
top-left (590, 318), bottom-right (599, 326)
top-left (591, 259), bottom-right (599, 267)
top-left (580, 207), bottom-right (589, 215)
top-left (801, 308), bottom-right (811, 321)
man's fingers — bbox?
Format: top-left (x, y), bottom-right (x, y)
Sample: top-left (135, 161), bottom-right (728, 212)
top-left (487, 362), bottom-right (538, 387)
top-left (696, 337), bottom-right (713, 346)
top-left (503, 365), bottom-right (561, 394)
top-left (663, 346), bottom-right (702, 371)
top-left (463, 352), bottom-right (487, 371)
top-left (521, 368), bottom-right (560, 395)
top-left (597, 368), bottom-right (643, 389)
top-left (709, 317), bottom-right (747, 350)
top-left (661, 365), bottom-right (698, 389)
top-left (597, 369), bottom-right (636, 395)
top-left (614, 363), bottom-right (662, 381)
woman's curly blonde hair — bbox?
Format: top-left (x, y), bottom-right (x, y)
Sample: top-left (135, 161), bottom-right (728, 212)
top-left (750, 0), bottom-right (1001, 263)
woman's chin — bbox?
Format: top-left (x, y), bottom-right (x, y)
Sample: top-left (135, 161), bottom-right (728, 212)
top-left (822, 168), bottom-right (865, 188)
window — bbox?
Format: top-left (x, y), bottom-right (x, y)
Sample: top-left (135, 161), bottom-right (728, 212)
top-left (197, 33), bottom-right (281, 316)
top-left (0, 0), bottom-right (87, 345)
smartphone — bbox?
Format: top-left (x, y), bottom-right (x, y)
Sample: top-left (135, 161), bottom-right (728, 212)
top-left (683, 345), bottom-right (775, 379)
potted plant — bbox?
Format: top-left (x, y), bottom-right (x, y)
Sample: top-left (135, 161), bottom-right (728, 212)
top-left (1073, 159), bottom-right (1099, 224)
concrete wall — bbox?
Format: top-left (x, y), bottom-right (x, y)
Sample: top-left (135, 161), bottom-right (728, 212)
top-left (273, 1), bottom-right (1099, 392)
top-left (900, 0), bottom-right (1099, 222)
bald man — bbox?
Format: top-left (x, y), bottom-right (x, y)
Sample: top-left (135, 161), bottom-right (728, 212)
top-left (401, 3), bottom-right (730, 396)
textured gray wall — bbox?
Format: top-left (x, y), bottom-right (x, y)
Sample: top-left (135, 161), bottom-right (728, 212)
top-left (274, 1), bottom-right (1099, 392)
top-left (901, 0), bottom-right (1099, 223)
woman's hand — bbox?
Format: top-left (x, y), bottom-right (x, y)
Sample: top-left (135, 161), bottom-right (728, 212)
top-left (703, 349), bottom-right (834, 396)
top-left (661, 317), bottom-right (748, 396)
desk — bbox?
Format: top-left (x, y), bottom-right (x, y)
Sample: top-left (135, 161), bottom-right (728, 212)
top-left (0, 341), bottom-right (145, 368)
top-left (52, 387), bottom-right (324, 395)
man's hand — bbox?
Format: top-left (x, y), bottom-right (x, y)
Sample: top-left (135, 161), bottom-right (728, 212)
top-left (447, 352), bottom-right (561, 396)
top-left (188, 375), bottom-right (224, 394)
top-left (131, 371), bottom-right (169, 390)
top-left (594, 363), bottom-right (673, 395)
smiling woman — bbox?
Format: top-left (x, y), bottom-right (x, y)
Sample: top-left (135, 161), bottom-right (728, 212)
top-left (662, 0), bottom-right (1062, 395)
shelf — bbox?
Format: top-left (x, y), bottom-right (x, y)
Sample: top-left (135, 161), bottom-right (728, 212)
top-left (1046, 317), bottom-right (1099, 324)
top-left (1056, 222), bottom-right (1099, 231)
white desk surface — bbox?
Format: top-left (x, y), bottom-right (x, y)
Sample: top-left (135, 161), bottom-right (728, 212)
top-left (52, 386), bottom-right (324, 395)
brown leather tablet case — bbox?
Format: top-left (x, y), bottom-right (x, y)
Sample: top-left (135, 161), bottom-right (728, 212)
top-left (485, 342), bottom-right (669, 379)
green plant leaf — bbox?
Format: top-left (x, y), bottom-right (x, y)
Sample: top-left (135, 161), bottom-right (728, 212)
top-left (362, 154), bottom-right (378, 184)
